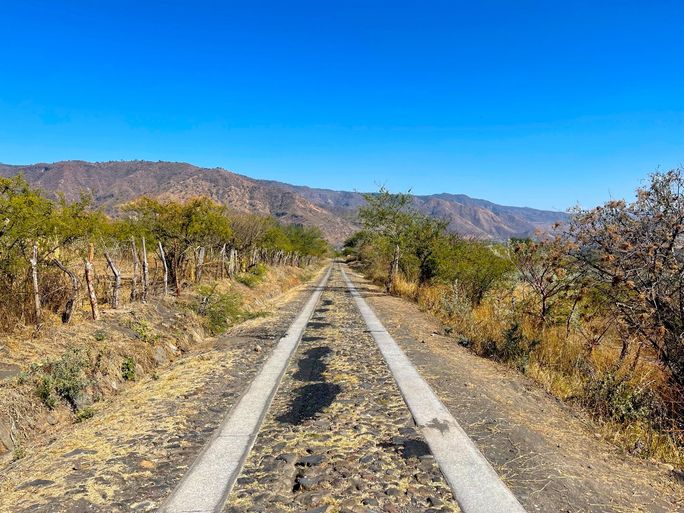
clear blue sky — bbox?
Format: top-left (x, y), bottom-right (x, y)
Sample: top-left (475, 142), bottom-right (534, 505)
top-left (1, 1), bottom-right (682, 211)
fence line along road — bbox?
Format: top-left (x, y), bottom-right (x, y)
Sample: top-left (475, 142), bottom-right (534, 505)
top-left (157, 265), bottom-right (332, 513)
top-left (341, 265), bottom-right (527, 513)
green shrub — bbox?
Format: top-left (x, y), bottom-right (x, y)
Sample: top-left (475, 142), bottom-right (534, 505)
top-left (36, 348), bottom-right (90, 409)
top-left (474, 323), bottom-right (539, 372)
top-left (194, 285), bottom-right (255, 335)
top-left (129, 319), bottom-right (158, 343)
top-left (121, 356), bottom-right (136, 381)
top-left (499, 322), bottom-right (539, 371)
top-left (473, 337), bottom-right (494, 358)
top-left (235, 263), bottom-right (267, 288)
top-left (583, 373), bottom-right (658, 424)
top-left (75, 406), bottom-right (95, 422)
top-left (93, 329), bottom-right (108, 341)
top-left (36, 374), bottom-right (57, 408)
top-left (12, 446), bottom-right (26, 461)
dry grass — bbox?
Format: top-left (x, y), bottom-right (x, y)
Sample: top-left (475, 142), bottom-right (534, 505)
top-left (393, 275), bottom-right (418, 299)
top-left (0, 348), bottom-right (235, 511)
top-left (0, 262), bottom-right (324, 461)
top-left (394, 278), bottom-right (684, 466)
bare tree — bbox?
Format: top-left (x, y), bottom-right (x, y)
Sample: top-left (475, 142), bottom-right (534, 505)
top-left (569, 168), bottom-right (684, 386)
top-left (509, 235), bottom-right (576, 325)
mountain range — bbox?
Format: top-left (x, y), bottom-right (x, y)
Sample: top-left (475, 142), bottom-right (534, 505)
top-left (0, 160), bottom-right (568, 245)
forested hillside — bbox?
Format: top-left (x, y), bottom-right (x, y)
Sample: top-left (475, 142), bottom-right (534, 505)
top-left (0, 160), bottom-right (568, 244)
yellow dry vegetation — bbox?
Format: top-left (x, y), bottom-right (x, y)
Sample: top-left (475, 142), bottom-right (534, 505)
top-left (0, 262), bottom-right (325, 464)
top-left (0, 349), bottom-right (231, 511)
top-left (401, 279), bottom-right (683, 465)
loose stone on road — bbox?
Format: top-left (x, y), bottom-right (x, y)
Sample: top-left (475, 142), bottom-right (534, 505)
top-left (225, 266), bottom-right (460, 512)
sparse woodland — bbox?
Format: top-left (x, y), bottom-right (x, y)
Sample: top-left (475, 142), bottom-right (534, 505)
top-left (0, 176), bottom-right (329, 456)
top-left (0, 175), bottom-right (329, 332)
top-left (345, 170), bottom-right (684, 465)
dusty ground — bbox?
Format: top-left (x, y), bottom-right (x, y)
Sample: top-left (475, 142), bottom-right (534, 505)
top-left (0, 265), bottom-right (327, 513)
top-left (343, 265), bottom-right (684, 513)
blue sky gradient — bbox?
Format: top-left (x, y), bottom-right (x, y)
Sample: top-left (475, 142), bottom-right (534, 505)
top-left (1, 0), bottom-right (682, 210)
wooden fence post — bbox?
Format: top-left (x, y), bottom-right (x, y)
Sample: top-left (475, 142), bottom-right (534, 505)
top-left (158, 241), bottom-right (169, 295)
top-left (130, 237), bottom-right (140, 301)
top-left (29, 242), bottom-right (42, 325)
top-left (196, 246), bottom-right (205, 283)
top-left (228, 247), bottom-right (237, 276)
top-left (104, 251), bottom-right (121, 309)
top-left (84, 243), bottom-right (100, 320)
top-left (141, 237), bottom-right (149, 303)
top-left (219, 244), bottom-right (226, 279)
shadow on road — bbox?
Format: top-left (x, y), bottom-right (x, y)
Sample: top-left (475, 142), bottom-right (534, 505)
top-left (294, 346), bottom-right (331, 382)
top-left (276, 382), bottom-right (341, 425)
top-left (278, 335), bottom-right (341, 424)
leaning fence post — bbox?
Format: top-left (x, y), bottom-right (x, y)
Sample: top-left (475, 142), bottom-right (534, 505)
top-left (104, 250), bottom-right (121, 309)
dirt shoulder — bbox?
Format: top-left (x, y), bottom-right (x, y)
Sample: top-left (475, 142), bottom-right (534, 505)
top-left (0, 265), bottom-right (328, 513)
top-left (344, 265), bottom-right (684, 513)
top-left (0, 264), bottom-right (322, 459)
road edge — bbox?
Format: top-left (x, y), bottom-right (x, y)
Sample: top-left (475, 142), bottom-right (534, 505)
top-left (157, 265), bottom-right (332, 513)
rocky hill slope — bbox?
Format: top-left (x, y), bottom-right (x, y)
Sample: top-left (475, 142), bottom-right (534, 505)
top-left (0, 160), bottom-right (568, 244)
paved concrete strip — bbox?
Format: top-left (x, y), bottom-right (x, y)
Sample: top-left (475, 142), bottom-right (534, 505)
top-left (341, 267), bottom-right (527, 513)
top-left (158, 266), bottom-right (333, 513)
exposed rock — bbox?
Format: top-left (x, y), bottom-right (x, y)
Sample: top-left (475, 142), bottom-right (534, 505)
top-left (0, 419), bottom-right (15, 453)
top-left (17, 479), bottom-right (55, 489)
top-left (153, 346), bottom-right (168, 365)
top-left (297, 454), bottom-right (324, 467)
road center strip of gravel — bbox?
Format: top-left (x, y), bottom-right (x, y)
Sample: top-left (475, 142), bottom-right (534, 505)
top-left (340, 267), bottom-right (527, 513)
top-left (158, 266), bottom-right (332, 513)
top-left (225, 266), bottom-right (459, 512)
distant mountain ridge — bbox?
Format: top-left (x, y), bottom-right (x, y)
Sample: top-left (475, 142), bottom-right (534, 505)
top-left (0, 160), bottom-right (568, 244)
